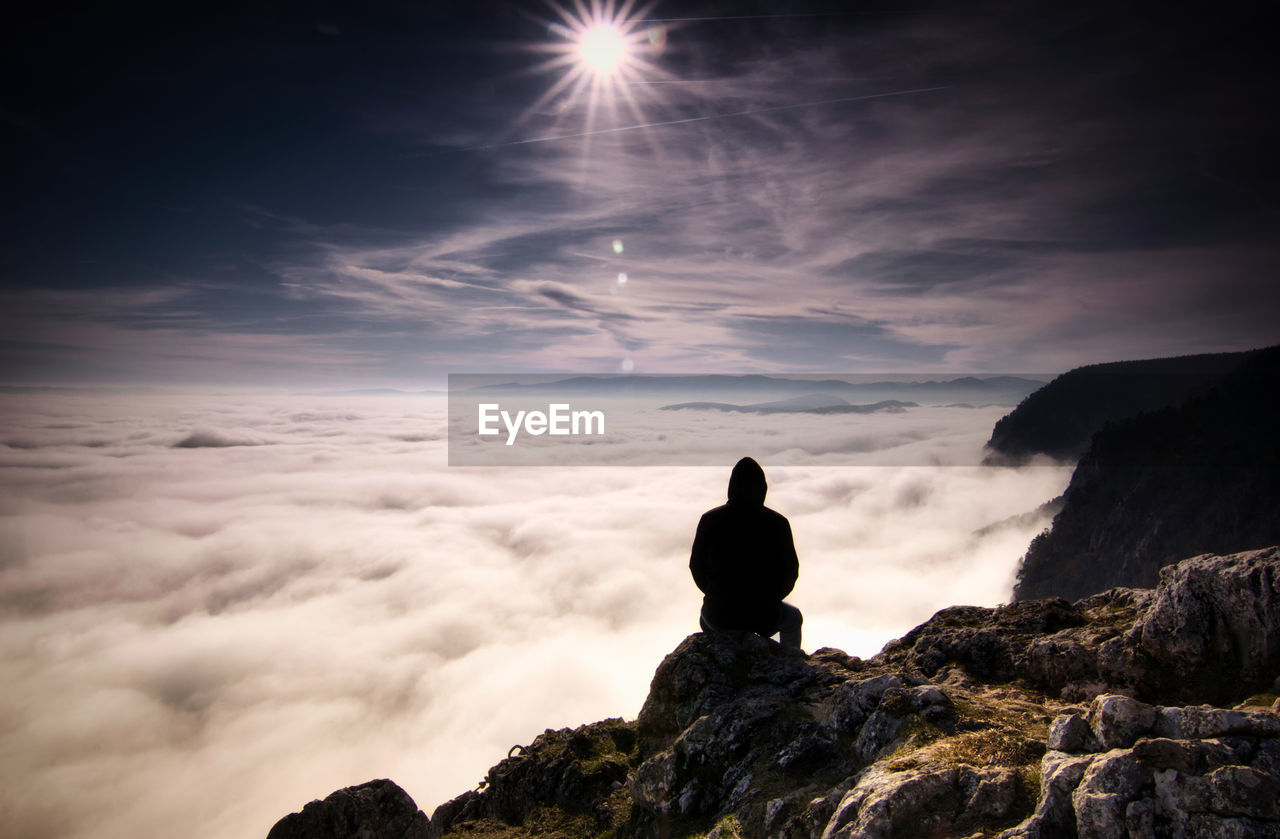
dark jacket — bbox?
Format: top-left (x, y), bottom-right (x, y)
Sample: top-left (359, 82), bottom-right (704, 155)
top-left (690, 458), bottom-right (798, 635)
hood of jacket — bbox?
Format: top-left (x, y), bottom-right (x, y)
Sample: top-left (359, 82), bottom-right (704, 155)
top-left (727, 457), bottom-right (767, 506)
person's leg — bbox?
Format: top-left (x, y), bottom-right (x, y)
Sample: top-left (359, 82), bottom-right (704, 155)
top-left (776, 602), bottom-right (803, 650)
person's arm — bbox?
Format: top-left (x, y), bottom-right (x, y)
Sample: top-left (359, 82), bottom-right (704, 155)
top-left (690, 514), bottom-right (712, 594)
top-left (775, 518), bottom-right (799, 600)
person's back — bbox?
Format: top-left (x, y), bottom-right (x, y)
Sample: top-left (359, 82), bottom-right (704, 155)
top-left (690, 457), bottom-right (803, 648)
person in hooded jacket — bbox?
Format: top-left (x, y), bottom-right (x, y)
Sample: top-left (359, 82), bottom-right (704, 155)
top-left (690, 457), bottom-right (803, 649)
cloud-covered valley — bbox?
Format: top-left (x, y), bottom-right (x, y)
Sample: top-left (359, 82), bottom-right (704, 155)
top-left (0, 392), bottom-right (1070, 838)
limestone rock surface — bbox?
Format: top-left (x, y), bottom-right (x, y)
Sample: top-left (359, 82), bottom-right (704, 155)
top-left (997, 694), bottom-right (1280, 839)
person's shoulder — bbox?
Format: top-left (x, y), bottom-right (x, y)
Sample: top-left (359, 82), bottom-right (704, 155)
top-left (761, 506), bottom-right (792, 525)
top-left (701, 504), bottom-right (731, 520)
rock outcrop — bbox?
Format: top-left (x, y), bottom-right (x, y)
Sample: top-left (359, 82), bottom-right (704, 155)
top-left (424, 719), bottom-right (638, 838)
top-left (269, 548), bottom-right (1280, 838)
top-left (1013, 345), bottom-right (1280, 601)
top-left (267, 779), bottom-right (430, 839)
top-left (1003, 696), bottom-right (1280, 839)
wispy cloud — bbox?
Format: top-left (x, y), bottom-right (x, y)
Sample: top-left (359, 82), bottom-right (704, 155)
top-left (248, 9), bottom-right (1275, 378)
top-left (3, 5), bottom-right (1275, 387)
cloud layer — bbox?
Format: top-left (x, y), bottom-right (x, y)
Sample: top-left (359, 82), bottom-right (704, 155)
top-left (0, 391), bottom-right (1069, 837)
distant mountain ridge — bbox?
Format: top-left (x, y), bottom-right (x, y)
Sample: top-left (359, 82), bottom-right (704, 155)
top-left (983, 349), bottom-right (1259, 464)
top-left (461, 374), bottom-right (1044, 406)
top-left (659, 395), bottom-right (916, 414)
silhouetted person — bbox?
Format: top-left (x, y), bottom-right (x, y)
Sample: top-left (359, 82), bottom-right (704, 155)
top-left (690, 457), bottom-right (803, 649)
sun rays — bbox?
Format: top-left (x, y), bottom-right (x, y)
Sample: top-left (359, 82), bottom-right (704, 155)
top-left (513, 0), bottom-right (676, 158)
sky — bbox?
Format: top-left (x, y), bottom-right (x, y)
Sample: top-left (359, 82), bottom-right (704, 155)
top-left (3, 0), bottom-right (1278, 388)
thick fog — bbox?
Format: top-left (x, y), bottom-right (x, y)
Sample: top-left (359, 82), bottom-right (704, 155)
top-left (0, 392), bottom-right (1070, 838)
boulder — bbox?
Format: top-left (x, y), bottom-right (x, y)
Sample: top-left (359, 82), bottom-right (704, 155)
top-left (1139, 547), bottom-right (1280, 682)
top-left (1086, 694), bottom-right (1157, 749)
top-left (996, 692), bottom-right (1280, 839)
top-left (635, 630), bottom-right (816, 758)
top-left (425, 718), bottom-right (636, 838)
top-left (267, 779), bottom-right (430, 839)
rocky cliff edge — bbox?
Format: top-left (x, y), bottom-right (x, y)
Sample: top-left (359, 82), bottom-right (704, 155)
top-left (269, 546), bottom-right (1280, 839)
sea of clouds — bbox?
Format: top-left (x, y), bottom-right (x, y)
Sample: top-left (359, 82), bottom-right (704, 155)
top-left (0, 392), bottom-right (1071, 838)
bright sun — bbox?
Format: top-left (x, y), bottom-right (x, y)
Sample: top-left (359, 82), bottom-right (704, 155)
top-left (514, 2), bottom-right (675, 153)
top-left (578, 23), bottom-right (629, 76)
